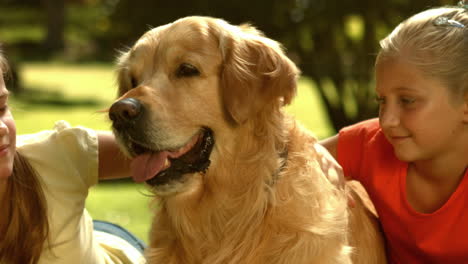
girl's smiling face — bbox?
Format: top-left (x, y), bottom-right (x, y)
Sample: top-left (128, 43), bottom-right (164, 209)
top-left (375, 57), bottom-right (467, 163)
top-left (0, 70), bottom-right (16, 180)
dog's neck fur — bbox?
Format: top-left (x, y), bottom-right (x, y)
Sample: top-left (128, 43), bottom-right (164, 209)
top-left (148, 113), bottom-right (349, 263)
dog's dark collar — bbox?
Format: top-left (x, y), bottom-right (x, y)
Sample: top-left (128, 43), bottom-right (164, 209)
top-left (268, 148), bottom-right (288, 186)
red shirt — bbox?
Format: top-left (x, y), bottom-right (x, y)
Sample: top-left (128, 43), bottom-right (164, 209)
top-left (337, 118), bottom-right (468, 264)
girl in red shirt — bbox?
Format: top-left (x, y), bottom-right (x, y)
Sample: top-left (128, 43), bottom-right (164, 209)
top-left (320, 4), bottom-right (468, 264)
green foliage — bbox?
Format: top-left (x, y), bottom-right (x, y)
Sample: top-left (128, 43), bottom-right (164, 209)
top-left (0, 7), bottom-right (44, 45)
top-left (286, 78), bottom-right (334, 139)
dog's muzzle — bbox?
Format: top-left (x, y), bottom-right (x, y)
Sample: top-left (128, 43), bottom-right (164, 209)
top-left (108, 97), bottom-right (215, 188)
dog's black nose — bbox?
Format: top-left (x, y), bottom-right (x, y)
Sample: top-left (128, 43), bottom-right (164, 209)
top-left (109, 98), bottom-right (142, 124)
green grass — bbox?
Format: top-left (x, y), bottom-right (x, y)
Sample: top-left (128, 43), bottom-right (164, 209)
top-left (11, 62), bottom-right (334, 243)
top-left (286, 77), bottom-right (334, 139)
top-left (12, 63), bottom-right (117, 133)
top-left (86, 180), bottom-right (154, 243)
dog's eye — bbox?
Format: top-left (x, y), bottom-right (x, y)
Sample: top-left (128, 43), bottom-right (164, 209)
top-left (176, 63), bottom-right (200, 78)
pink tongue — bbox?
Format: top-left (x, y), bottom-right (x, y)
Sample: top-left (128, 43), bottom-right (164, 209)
top-left (130, 152), bottom-right (169, 183)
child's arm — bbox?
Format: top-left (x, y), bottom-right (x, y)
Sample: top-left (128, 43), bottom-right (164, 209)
top-left (97, 131), bottom-right (131, 180)
top-left (318, 135), bottom-right (355, 206)
top-left (319, 134), bottom-right (354, 182)
top-left (315, 138), bottom-right (344, 189)
top-left (319, 134), bottom-right (339, 159)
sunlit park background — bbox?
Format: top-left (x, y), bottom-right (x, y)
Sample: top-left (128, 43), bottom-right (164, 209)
top-left (1, 0), bottom-right (452, 243)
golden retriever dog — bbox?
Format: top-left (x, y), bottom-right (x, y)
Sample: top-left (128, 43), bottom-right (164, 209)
top-left (108, 16), bottom-right (387, 264)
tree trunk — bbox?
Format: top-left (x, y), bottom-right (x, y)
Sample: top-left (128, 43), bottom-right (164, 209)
top-left (42, 0), bottom-right (65, 52)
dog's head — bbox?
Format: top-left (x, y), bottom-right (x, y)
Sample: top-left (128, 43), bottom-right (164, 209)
top-left (109, 16), bottom-right (299, 195)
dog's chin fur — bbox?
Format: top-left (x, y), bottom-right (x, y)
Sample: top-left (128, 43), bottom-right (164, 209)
top-left (113, 16), bottom-right (387, 264)
top-left (150, 174), bottom-right (193, 196)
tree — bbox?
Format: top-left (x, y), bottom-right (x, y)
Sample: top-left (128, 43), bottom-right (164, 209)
top-left (42, 0), bottom-right (65, 52)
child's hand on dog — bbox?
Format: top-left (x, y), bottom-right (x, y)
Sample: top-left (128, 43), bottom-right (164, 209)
top-left (314, 143), bottom-right (355, 208)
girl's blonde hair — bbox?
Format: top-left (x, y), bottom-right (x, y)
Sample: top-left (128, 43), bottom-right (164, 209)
top-left (0, 49), bottom-right (49, 264)
top-left (377, 6), bottom-right (468, 101)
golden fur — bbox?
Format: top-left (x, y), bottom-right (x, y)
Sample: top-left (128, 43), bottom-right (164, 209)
top-left (114, 16), bottom-right (387, 264)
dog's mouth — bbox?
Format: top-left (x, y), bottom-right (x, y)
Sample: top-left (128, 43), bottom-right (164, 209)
top-left (129, 128), bottom-right (214, 187)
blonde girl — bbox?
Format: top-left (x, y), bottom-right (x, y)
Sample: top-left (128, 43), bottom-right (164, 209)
top-left (321, 4), bottom-right (468, 264)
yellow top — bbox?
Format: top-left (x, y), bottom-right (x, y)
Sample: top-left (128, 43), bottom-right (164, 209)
top-left (17, 121), bottom-right (145, 264)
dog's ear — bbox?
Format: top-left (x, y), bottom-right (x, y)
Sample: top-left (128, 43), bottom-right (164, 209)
top-left (220, 24), bottom-right (299, 124)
